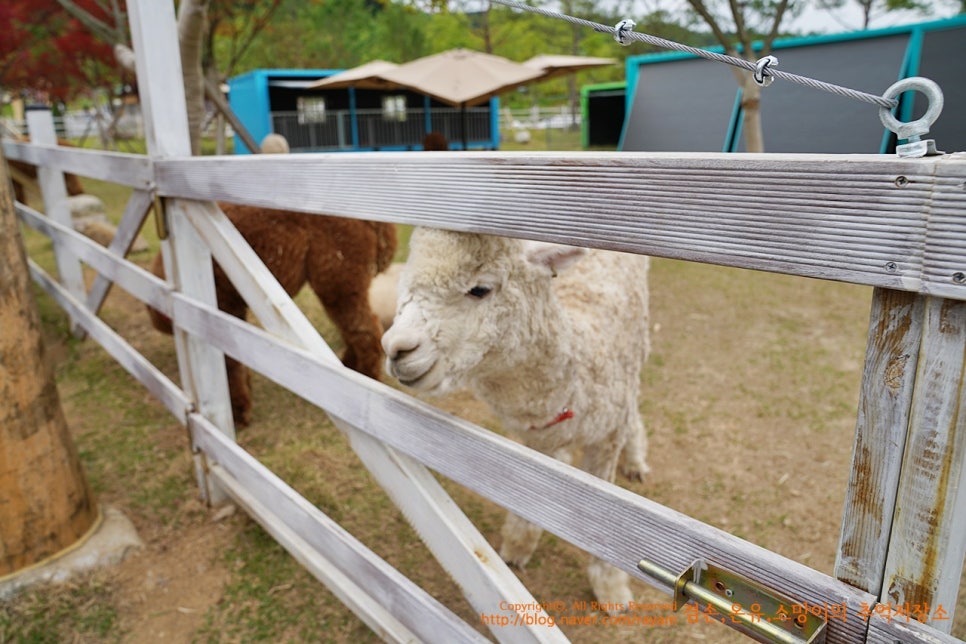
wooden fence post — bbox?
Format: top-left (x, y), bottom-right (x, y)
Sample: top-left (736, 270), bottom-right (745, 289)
top-left (24, 107), bottom-right (86, 335)
top-left (836, 288), bottom-right (924, 593)
top-left (127, 0), bottom-right (235, 504)
top-left (837, 289), bottom-right (966, 633)
top-left (880, 296), bottom-right (966, 631)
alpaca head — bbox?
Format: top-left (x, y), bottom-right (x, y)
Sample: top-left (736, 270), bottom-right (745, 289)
top-left (381, 227), bottom-right (585, 395)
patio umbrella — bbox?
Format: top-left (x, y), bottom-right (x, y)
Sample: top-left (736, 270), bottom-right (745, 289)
top-left (306, 60), bottom-right (400, 90)
top-left (378, 48), bottom-right (546, 148)
top-left (522, 54), bottom-right (618, 80)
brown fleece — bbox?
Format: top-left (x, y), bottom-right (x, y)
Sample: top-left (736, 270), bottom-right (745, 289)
top-left (148, 202), bottom-right (397, 426)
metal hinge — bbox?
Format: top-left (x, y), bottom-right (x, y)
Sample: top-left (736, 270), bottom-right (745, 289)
top-left (153, 193), bottom-right (168, 240)
top-left (638, 558), bottom-right (827, 644)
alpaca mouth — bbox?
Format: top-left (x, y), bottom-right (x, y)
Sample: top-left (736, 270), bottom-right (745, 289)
top-left (393, 360), bottom-right (439, 390)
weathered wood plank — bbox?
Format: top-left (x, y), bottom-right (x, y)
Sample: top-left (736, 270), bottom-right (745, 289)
top-left (27, 260), bottom-right (188, 420)
top-left (880, 297), bottom-right (966, 633)
top-left (835, 289), bottom-right (925, 596)
top-left (867, 609), bottom-right (965, 643)
top-left (126, 0), bottom-right (192, 161)
top-left (172, 293), bottom-right (877, 644)
top-left (155, 151), bottom-right (966, 300)
top-left (193, 416), bottom-right (490, 644)
top-left (0, 140), bottom-right (153, 190)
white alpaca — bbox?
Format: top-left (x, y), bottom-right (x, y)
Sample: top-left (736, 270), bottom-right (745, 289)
top-left (368, 262), bottom-right (404, 331)
top-left (381, 227), bottom-right (650, 612)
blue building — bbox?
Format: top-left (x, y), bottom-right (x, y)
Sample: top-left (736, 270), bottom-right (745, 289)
top-left (228, 68), bottom-right (501, 153)
top-left (619, 15), bottom-right (966, 154)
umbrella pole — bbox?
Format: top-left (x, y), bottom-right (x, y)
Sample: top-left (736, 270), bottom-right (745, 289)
top-left (461, 103), bottom-right (468, 150)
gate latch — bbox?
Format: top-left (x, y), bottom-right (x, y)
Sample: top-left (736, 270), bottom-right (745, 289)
top-left (638, 558), bottom-right (827, 644)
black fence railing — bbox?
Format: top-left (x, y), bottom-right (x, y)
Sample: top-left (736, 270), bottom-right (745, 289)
top-left (270, 107), bottom-right (492, 151)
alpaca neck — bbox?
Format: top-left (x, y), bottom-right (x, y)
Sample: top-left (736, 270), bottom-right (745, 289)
top-left (472, 299), bottom-right (578, 431)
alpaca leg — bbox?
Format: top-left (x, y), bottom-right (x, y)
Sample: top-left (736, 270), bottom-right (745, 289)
top-left (619, 415), bottom-right (649, 482)
top-left (587, 558), bottom-right (633, 614)
top-left (500, 447), bottom-right (572, 568)
top-left (217, 289), bottom-right (253, 427)
top-left (499, 512), bottom-right (544, 569)
top-left (225, 356), bottom-right (252, 427)
top-left (320, 291), bottom-right (385, 380)
top-left (581, 441), bottom-right (634, 611)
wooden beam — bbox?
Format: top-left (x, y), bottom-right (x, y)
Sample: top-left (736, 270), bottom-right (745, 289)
top-left (17, 202), bottom-right (170, 317)
top-left (867, 609), bottom-right (965, 643)
top-left (203, 77), bottom-right (260, 155)
top-left (155, 151), bottom-right (966, 301)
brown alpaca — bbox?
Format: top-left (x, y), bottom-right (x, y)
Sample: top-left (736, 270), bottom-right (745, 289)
top-left (421, 132), bottom-right (449, 151)
top-left (148, 202), bottom-right (397, 426)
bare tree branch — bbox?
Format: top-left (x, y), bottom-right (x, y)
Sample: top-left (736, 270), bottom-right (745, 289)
top-left (56, 0), bottom-right (126, 45)
top-left (203, 78), bottom-right (260, 154)
top-left (760, 0), bottom-right (792, 56)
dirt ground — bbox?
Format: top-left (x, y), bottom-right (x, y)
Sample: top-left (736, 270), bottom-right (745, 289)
top-left (12, 233), bottom-right (966, 643)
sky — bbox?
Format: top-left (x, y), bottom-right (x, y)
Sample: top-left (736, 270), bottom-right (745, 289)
top-left (607, 0), bottom-right (961, 36)
top-left (788, 2), bottom-right (959, 34)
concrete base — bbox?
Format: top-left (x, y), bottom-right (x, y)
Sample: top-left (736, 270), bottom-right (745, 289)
top-left (0, 505), bottom-right (143, 599)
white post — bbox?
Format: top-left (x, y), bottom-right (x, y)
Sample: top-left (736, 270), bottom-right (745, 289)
top-left (26, 107), bottom-right (86, 334)
top-left (127, 0), bottom-right (235, 504)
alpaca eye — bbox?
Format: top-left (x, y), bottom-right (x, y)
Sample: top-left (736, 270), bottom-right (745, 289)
top-left (466, 285), bottom-right (492, 299)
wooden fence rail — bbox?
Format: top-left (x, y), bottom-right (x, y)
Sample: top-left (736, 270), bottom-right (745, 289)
top-left (4, 0), bottom-right (965, 642)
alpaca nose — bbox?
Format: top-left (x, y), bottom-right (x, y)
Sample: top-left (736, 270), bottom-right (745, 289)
top-left (382, 328), bottom-right (421, 362)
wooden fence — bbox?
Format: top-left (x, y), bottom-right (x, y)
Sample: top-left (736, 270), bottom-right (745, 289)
top-left (4, 1), bottom-right (966, 642)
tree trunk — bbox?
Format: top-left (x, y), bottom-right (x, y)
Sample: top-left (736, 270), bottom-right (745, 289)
top-left (0, 149), bottom-right (97, 576)
top-left (178, 0), bottom-right (210, 155)
top-left (740, 75), bottom-right (765, 153)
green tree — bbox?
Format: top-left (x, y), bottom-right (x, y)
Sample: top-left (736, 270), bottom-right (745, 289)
top-left (232, 0), bottom-right (381, 69)
top-left (1, 0), bottom-right (121, 103)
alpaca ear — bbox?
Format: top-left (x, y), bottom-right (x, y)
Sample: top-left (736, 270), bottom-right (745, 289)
top-left (524, 242), bottom-right (586, 277)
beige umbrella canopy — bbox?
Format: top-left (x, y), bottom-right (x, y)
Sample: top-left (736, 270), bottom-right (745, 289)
top-left (377, 48), bottom-right (546, 108)
top-left (303, 49), bottom-right (613, 148)
top-left (306, 60), bottom-right (400, 90)
top-left (523, 54), bottom-right (618, 80)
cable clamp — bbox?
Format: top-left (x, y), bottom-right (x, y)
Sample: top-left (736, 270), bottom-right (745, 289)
top-left (753, 55), bottom-right (778, 87)
top-left (613, 19), bottom-right (636, 46)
